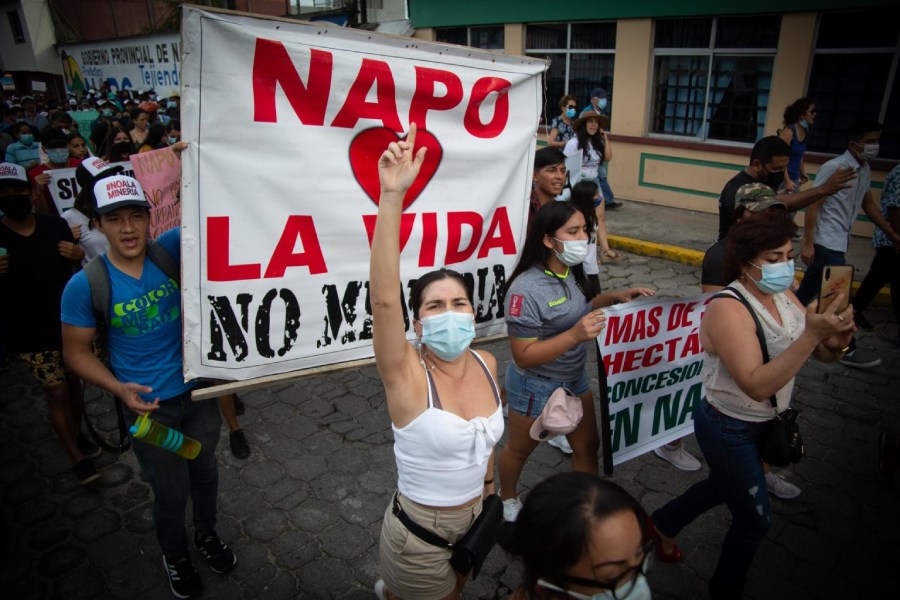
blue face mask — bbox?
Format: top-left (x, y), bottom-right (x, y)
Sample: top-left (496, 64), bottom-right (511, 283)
top-left (748, 259), bottom-right (795, 294)
top-left (419, 311), bottom-right (476, 361)
top-left (537, 574), bottom-right (652, 600)
top-left (166, 101), bottom-right (177, 109)
top-left (19, 134), bottom-right (34, 146)
top-left (598, 98), bottom-right (608, 111)
top-left (798, 118), bottom-right (809, 130)
top-left (167, 136), bottom-right (179, 145)
top-left (565, 108), bottom-right (576, 118)
top-left (102, 109), bottom-right (114, 117)
top-left (47, 148), bottom-right (70, 164)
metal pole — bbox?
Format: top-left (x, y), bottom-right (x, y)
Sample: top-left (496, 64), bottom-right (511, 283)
top-left (596, 341), bottom-right (614, 475)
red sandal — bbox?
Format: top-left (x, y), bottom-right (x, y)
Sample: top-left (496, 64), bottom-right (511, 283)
top-left (646, 516), bottom-right (683, 563)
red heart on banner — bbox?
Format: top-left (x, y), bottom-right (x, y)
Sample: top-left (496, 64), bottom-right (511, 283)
top-left (349, 127), bottom-right (443, 210)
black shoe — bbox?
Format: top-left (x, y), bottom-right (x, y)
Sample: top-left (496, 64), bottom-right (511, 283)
top-left (605, 200), bottom-right (623, 209)
top-left (233, 394), bottom-right (246, 415)
top-left (77, 433), bottom-right (102, 459)
top-left (229, 430), bottom-right (251, 459)
top-left (854, 311), bottom-right (874, 331)
top-left (73, 459), bottom-right (100, 485)
top-left (163, 554), bottom-right (203, 599)
top-left (839, 351), bottom-right (882, 369)
top-left (194, 530), bottom-right (237, 574)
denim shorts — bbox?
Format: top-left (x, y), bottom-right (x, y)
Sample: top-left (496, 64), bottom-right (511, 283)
top-left (505, 363), bottom-right (590, 418)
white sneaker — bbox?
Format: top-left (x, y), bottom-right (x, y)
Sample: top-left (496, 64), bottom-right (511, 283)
top-left (502, 497), bottom-right (523, 522)
top-left (548, 435), bottom-right (573, 455)
top-left (765, 472), bottom-right (801, 499)
top-left (653, 444), bottom-right (702, 471)
top-left (374, 579), bottom-right (386, 600)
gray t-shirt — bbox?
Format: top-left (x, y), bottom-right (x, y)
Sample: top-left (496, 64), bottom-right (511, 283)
top-left (505, 266), bottom-right (591, 380)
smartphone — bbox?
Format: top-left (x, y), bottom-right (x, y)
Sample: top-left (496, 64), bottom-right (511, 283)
top-left (818, 265), bottom-right (853, 314)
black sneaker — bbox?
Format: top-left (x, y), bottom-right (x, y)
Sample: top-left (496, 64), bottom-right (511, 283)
top-left (73, 459), bottom-right (100, 485)
top-left (163, 554), bottom-right (203, 599)
top-left (854, 311), bottom-right (874, 331)
top-left (194, 531), bottom-right (237, 574)
top-left (229, 430), bottom-right (251, 459)
top-left (605, 200), bottom-right (623, 209)
top-left (233, 394), bottom-right (246, 416)
top-left (839, 351), bottom-right (882, 369)
top-left (77, 433), bottom-right (102, 459)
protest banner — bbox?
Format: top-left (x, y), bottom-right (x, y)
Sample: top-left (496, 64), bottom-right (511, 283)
top-left (59, 33), bottom-right (181, 96)
top-left (180, 8), bottom-right (547, 381)
top-left (47, 161), bottom-right (134, 215)
top-left (130, 147), bottom-right (182, 237)
top-left (598, 294), bottom-right (712, 465)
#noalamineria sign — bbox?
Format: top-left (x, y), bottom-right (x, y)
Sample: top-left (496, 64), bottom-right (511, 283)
top-left (180, 8), bottom-right (547, 380)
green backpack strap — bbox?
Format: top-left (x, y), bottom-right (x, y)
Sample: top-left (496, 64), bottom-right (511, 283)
top-left (83, 255), bottom-right (112, 358)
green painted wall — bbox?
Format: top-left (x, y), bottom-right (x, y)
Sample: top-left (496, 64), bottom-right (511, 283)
top-left (409, 0), bottom-right (894, 28)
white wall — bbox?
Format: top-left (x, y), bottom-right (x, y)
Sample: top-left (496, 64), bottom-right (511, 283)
top-left (0, 1), bottom-right (61, 74)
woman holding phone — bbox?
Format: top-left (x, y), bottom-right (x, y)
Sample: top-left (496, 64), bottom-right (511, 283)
top-left (647, 215), bottom-right (854, 599)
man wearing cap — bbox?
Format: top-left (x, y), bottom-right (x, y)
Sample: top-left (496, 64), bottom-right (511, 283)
top-left (580, 87), bottom-right (610, 118)
top-left (0, 162), bottom-right (96, 484)
top-left (61, 173), bottom-right (236, 598)
top-left (28, 126), bottom-right (82, 216)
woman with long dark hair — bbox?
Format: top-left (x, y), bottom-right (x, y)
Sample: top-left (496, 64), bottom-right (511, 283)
top-left (778, 97), bottom-right (816, 191)
top-left (569, 180), bottom-right (604, 297)
top-left (507, 472), bottom-right (652, 600)
top-left (102, 126), bottom-right (134, 163)
top-left (139, 123), bottom-right (168, 152)
top-left (499, 201), bottom-right (652, 522)
top-left (565, 112), bottom-right (620, 261)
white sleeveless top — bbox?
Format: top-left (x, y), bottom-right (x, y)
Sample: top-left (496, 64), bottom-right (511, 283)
top-left (392, 350), bottom-right (504, 506)
top-left (703, 282), bottom-right (805, 423)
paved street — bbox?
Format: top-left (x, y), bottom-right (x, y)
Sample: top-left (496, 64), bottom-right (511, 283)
top-left (1, 220), bottom-right (897, 599)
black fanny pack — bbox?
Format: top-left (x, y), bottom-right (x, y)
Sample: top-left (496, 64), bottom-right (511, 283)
top-left (391, 492), bottom-right (503, 578)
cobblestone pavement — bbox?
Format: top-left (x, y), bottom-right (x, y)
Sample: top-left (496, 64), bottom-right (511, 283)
top-left (1, 251), bottom-right (897, 599)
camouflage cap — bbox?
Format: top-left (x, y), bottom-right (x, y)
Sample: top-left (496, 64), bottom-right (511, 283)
top-left (735, 182), bottom-right (785, 213)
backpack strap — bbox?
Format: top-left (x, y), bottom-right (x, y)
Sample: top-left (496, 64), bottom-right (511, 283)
top-left (83, 255), bottom-right (112, 360)
top-left (710, 286), bottom-right (777, 409)
top-left (147, 239), bottom-right (180, 283)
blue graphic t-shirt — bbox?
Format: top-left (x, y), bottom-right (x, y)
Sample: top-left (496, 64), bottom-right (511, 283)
top-left (61, 228), bottom-right (194, 401)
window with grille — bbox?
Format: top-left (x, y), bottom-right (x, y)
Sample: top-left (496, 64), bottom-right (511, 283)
top-left (435, 26), bottom-right (504, 50)
top-left (525, 22), bottom-right (617, 126)
top-left (650, 16), bottom-right (779, 143)
top-left (807, 9), bottom-right (900, 159)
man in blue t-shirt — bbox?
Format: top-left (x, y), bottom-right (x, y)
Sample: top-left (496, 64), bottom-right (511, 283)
top-left (61, 173), bottom-right (236, 599)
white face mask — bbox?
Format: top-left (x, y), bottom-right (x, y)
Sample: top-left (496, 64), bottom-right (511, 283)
top-left (856, 143), bottom-right (879, 162)
top-left (552, 237), bottom-right (588, 266)
top-left (537, 574), bottom-right (652, 600)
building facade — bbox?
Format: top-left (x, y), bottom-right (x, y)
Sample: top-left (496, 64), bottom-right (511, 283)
top-left (410, 1), bottom-right (899, 234)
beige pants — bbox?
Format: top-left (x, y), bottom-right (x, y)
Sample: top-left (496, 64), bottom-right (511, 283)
top-left (378, 492), bottom-right (482, 600)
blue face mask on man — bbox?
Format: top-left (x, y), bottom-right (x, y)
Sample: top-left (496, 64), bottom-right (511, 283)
top-left (597, 98), bottom-right (608, 111)
top-left (419, 311), bottom-right (476, 361)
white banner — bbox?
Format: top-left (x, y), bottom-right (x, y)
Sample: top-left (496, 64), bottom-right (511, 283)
top-left (599, 294), bottom-right (712, 465)
top-left (180, 8), bottom-right (547, 381)
top-left (47, 161), bottom-right (134, 215)
top-left (59, 33), bottom-right (181, 96)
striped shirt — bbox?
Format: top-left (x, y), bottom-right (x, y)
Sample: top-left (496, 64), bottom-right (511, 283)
top-left (813, 151), bottom-right (870, 253)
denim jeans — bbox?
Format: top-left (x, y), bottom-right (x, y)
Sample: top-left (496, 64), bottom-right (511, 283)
top-left (652, 400), bottom-right (771, 600)
top-left (599, 175), bottom-right (616, 206)
top-left (124, 393), bottom-right (221, 556)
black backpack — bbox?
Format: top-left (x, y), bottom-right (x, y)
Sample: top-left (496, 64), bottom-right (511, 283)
top-left (80, 241), bottom-right (180, 453)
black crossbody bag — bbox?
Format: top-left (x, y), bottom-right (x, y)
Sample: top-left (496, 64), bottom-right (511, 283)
top-left (391, 491), bottom-right (503, 578)
top-left (713, 287), bottom-right (804, 467)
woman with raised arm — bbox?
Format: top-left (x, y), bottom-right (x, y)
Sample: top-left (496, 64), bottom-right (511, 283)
top-left (370, 124), bottom-right (504, 600)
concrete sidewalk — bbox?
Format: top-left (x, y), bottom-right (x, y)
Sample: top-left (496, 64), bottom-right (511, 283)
top-left (604, 200), bottom-right (888, 301)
